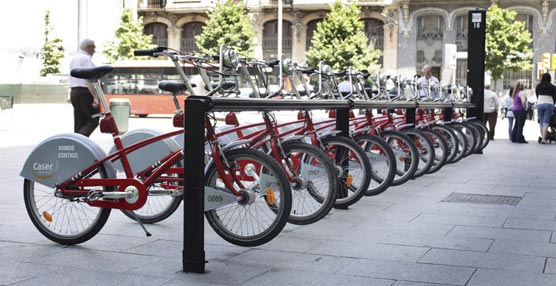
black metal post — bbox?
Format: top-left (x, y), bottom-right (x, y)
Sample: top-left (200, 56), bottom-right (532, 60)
top-left (466, 9), bottom-right (486, 121)
top-left (183, 96), bottom-right (212, 273)
top-left (405, 108), bottom-right (416, 125)
top-left (334, 108), bottom-right (350, 209)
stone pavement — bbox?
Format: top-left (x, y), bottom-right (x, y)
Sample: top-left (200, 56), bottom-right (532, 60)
top-left (1, 104), bottom-right (556, 286)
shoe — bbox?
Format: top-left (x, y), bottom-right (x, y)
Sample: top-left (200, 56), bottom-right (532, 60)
top-left (538, 137), bottom-right (542, 144)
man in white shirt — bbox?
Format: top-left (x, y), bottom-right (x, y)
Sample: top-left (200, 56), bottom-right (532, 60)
top-left (483, 84), bottom-right (500, 140)
top-left (337, 76), bottom-right (353, 98)
top-left (69, 39), bottom-right (99, 137)
top-left (417, 65), bottom-right (439, 100)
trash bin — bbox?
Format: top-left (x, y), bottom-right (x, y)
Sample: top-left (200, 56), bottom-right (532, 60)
top-left (109, 98), bottom-right (130, 134)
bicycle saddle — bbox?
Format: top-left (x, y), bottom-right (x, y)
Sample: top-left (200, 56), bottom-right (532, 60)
top-left (70, 66), bottom-right (114, 80)
top-left (158, 80), bottom-right (196, 93)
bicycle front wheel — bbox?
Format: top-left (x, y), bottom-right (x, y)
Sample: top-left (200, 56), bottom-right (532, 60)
top-left (280, 141), bottom-right (337, 224)
top-left (400, 128), bottom-right (435, 178)
top-left (354, 134), bottom-right (396, 196)
top-left (205, 148), bottom-right (291, 247)
top-left (23, 166), bottom-right (112, 245)
top-left (321, 136), bottom-right (371, 208)
top-left (381, 130), bottom-right (419, 186)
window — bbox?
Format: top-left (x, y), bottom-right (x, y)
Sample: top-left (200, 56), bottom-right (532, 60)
top-left (144, 23), bottom-right (168, 47)
top-left (262, 20), bottom-right (292, 60)
top-left (306, 19), bottom-right (322, 50)
top-left (181, 22), bottom-right (205, 53)
top-left (363, 19), bottom-right (384, 50)
top-left (455, 14), bottom-right (468, 51)
top-left (417, 15), bottom-right (444, 42)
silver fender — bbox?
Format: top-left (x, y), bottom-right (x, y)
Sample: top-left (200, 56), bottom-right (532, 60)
top-left (20, 133), bottom-right (116, 188)
top-left (109, 128), bottom-right (181, 174)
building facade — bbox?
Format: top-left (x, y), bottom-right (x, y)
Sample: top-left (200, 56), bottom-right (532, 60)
top-left (135, 0), bottom-right (556, 89)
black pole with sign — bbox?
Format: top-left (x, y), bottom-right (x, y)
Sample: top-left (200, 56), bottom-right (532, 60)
top-left (466, 10), bottom-right (486, 122)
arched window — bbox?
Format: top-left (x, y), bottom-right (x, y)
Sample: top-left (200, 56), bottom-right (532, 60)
top-left (181, 22), bottom-right (205, 53)
top-left (455, 14), bottom-right (468, 52)
top-left (363, 19), bottom-right (384, 51)
top-left (144, 23), bottom-right (168, 47)
top-left (262, 20), bottom-right (292, 60)
top-left (306, 19), bottom-right (322, 50)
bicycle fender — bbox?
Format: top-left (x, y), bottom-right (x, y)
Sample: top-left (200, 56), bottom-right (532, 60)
top-left (281, 135), bottom-right (307, 144)
top-left (316, 130), bottom-right (342, 141)
top-left (20, 133), bottom-right (115, 188)
top-left (109, 129), bottom-right (181, 174)
top-left (221, 139), bottom-right (251, 152)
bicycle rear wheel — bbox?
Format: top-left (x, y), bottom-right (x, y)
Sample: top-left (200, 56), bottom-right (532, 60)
top-left (205, 148), bottom-right (291, 247)
top-left (321, 136), bottom-right (371, 208)
top-left (354, 134), bottom-right (396, 196)
top-left (444, 124), bottom-right (467, 164)
top-left (23, 166), bottom-right (112, 245)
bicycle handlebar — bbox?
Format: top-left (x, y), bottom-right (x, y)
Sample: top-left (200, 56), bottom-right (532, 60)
top-left (133, 47), bottom-right (167, 57)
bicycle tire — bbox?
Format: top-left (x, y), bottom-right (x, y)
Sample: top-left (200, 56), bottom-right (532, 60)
top-left (451, 123), bottom-right (476, 158)
top-left (444, 124), bottom-right (468, 164)
top-left (420, 129), bottom-right (448, 174)
top-left (321, 136), bottom-right (371, 208)
top-left (400, 128), bottom-right (435, 178)
top-left (205, 147), bottom-right (292, 247)
top-left (23, 166), bottom-right (112, 245)
top-left (120, 160), bottom-right (183, 224)
top-left (468, 120), bottom-right (490, 152)
top-left (430, 124), bottom-right (458, 164)
top-left (381, 130), bottom-right (419, 186)
top-left (280, 141), bottom-right (337, 225)
top-left (353, 134), bottom-right (396, 196)
top-left (463, 121), bottom-right (483, 154)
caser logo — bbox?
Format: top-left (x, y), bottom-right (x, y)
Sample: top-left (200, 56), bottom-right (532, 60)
top-left (32, 161), bottom-right (59, 179)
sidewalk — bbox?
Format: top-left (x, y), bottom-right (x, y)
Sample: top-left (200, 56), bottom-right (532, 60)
top-left (1, 104), bottom-right (556, 286)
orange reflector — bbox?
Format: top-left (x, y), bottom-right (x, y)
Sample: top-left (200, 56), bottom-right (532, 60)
top-left (346, 175), bottom-right (353, 187)
top-left (266, 189), bottom-right (275, 205)
top-left (399, 156), bottom-right (405, 162)
top-left (42, 211), bottom-right (52, 222)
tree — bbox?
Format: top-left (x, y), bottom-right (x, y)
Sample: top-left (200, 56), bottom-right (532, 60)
top-left (103, 9), bottom-right (154, 63)
top-left (485, 5), bottom-right (532, 82)
top-left (195, 0), bottom-right (254, 57)
top-left (306, 1), bottom-right (380, 72)
top-left (39, 10), bottom-right (64, 76)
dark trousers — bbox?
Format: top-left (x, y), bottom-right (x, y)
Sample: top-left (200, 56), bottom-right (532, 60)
top-left (483, 112), bottom-right (497, 140)
top-left (512, 110), bottom-right (527, 143)
top-left (70, 87), bottom-right (99, 137)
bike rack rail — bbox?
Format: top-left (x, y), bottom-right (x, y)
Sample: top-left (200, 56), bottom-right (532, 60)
top-left (182, 96), bottom-right (475, 273)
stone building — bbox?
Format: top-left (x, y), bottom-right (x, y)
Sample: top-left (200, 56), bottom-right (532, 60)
top-left (134, 0), bottom-right (556, 88)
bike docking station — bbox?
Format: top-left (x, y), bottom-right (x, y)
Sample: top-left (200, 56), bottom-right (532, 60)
top-left (181, 96), bottom-right (476, 273)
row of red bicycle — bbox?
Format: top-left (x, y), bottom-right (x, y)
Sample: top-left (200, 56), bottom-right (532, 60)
top-left (20, 45), bottom-right (489, 247)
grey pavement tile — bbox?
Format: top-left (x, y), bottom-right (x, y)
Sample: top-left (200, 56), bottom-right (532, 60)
top-left (545, 258), bottom-right (556, 274)
top-left (0, 241), bottom-right (67, 263)
top-left (241, 268), bottom-right (394, 286)
top-left (286, 217), bottom-right (363, 240)
top-left (227, 248), bottom-right (356, 274)
top-left (503, 218), bottom-right (556, 231)
top-left (419, 249), bottom-right (545, 273)
top-left (307, 240), bottom-right (429, 262)
top-left (349, 220), bottom-right (454, 237)
top-left (125, 239), bottom-right (249, 262)
top-left (467, 269), bottom-right (556, 286)
top-left (392, 281), bottom-right (459, 286)
top-left (338, 259), bottom-right (475, 285)
top-left (411, 213), bottom-right (506, 228)
top-left (253, 233), bottom-right (330, 253)
top-left (381, 233), bottom-right (493, 252)
top-left (489, 239), bottom-right (556, 257)
top-left (447, 225), bottom-right (551, 243)
top-left (130, 258), bottom-right (272, 285)
top-left (330, 206), bottom-right (421, 222)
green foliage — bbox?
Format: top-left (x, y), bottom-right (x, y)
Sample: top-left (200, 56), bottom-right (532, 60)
top-left (40, 10), bottom-right (64, 76)
top-left (306, 1), bottom-right (380, 72)
top-left (103, 9), bottom-right (154, 63)
top-left (485, 5), bottom-right (533, 80)
top-left (195, 0), bottom-right (254, 57)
